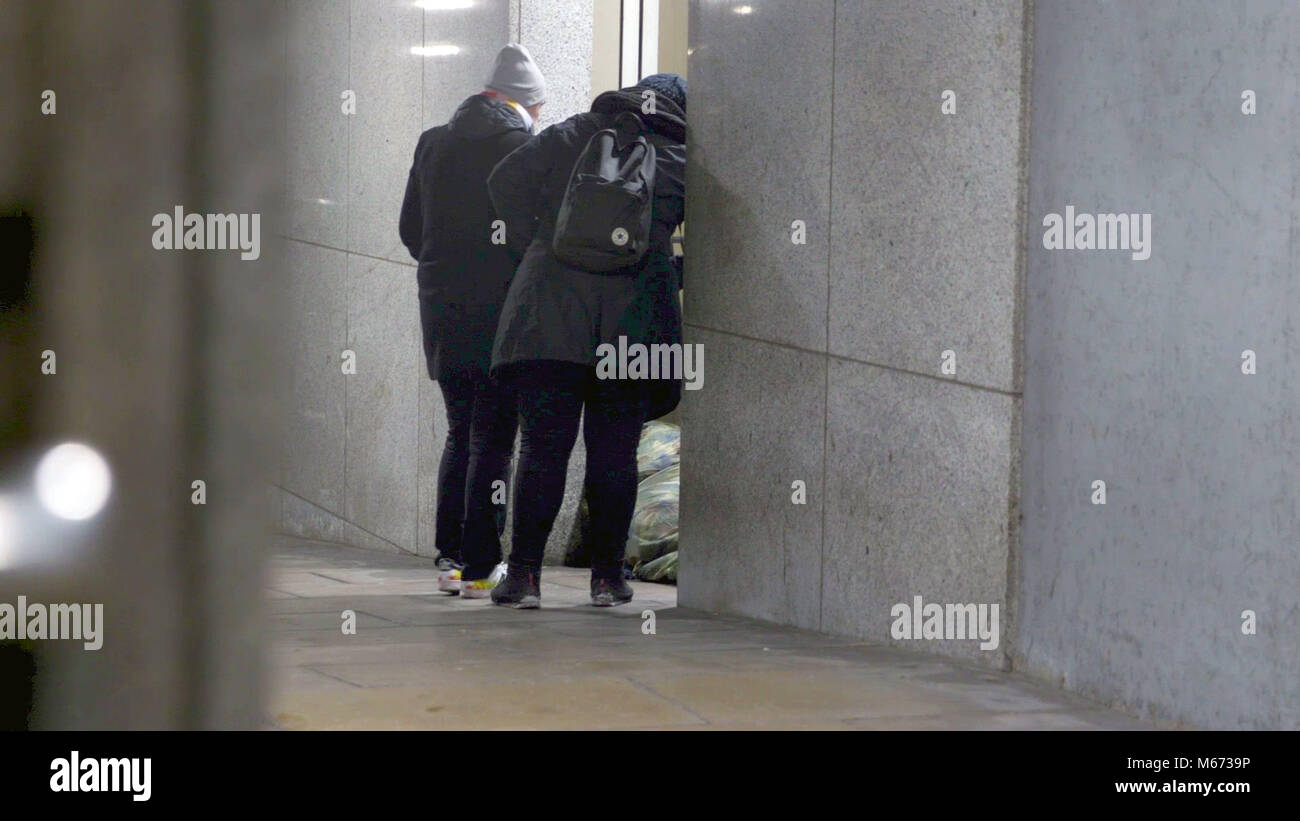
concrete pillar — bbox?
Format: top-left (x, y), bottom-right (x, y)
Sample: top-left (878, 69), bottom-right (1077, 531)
top-left (1018, 0), bottom-right (1300, 729)
top-left (517, 0), bottom-right (594, 126)
top-left (685, 0), bottom-right (1297, 728)
top-left (680, 0), bottom-right (1031, 668)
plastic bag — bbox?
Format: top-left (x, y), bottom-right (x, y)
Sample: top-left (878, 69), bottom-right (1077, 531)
top-left (566, 421), bottom-right (680, 567)
top-left (636, 420), bottom-right (680, 480)
top-left (635, 550), bottom-right (677, 583)
top-left (625, 463), bottom-right (679, 566)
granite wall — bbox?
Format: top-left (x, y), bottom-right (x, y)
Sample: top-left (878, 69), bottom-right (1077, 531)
top-left (1018, 0), bottom-right (1300, 730)
top-left (680, 0), bottom-right (1031, 667)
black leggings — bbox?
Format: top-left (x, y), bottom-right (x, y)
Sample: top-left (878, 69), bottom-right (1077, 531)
top-left (436, 371), bottom-right (516, 576)
top-left (508, 362), bottom-right (648, 579)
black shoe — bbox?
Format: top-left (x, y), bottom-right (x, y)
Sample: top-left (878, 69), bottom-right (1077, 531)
top-left (491, 565), bottom-right (541, 609)
top-left (590, 576), bottom-right (634, 607)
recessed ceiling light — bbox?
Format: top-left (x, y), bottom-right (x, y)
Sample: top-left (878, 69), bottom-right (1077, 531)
top-left (411, 44), bottom-right (462, 57)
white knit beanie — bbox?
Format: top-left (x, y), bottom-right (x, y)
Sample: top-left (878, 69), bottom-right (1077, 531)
top-left (485, 43), bottom-right (546, 107)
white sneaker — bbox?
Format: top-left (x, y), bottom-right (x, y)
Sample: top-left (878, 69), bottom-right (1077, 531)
top-left (437, 558), bottom-right (463, 594)
top-left (462, 562), bottom-right (508, 600)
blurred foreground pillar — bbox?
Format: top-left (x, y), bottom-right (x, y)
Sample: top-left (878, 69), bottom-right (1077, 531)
top-left (0, 0), bottom-right (284, 729)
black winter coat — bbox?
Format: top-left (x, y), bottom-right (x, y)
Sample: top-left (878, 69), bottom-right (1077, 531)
top-left (487, 89), bottom-right (686, 419)
top-left (400, 93), bottom-right (533, 380)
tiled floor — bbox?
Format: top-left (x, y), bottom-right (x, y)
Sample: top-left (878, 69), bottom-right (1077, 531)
top-left (267, 538), bottom-right (1150, 730)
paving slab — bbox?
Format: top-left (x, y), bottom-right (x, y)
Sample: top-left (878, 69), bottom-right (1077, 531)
top-left (268, 537), bottom-right (1152, 731)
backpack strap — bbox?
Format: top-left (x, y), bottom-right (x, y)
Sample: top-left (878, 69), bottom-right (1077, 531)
top-left (611, 111), bottom-right (646, 150)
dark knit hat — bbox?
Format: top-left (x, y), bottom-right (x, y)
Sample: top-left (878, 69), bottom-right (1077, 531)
top-left (637, 72), bottom-right (686, 113)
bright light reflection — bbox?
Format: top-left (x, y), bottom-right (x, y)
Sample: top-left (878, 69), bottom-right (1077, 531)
top-left (0, 496), bottom-right (16, 569)
top-left (34, 442), bottom-right (112, 521)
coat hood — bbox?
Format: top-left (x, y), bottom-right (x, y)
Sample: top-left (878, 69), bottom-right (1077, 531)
top-left (449, 93), bottom-right (530, 140)
top-left (590, 87), bottom-right (686, 143)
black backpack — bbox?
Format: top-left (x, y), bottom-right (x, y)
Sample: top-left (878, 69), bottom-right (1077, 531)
top-left (551, 112), bottom-right (656, 272)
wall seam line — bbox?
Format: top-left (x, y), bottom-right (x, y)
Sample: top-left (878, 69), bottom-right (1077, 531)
top-left (685, 320), bottom-right (1023, 398)
top-left (1004, 0), bottom-right (1036, 674)
top-left (278, 235), bottom-right (416, 268)
top-left (417, 2), bottom-right (425, 554)
top-left (343, 1), bottom-right (352, 527)
top-left (274, 483), bottom-right (414, 554)
top-left (819, 0), bottom-right (838, 633)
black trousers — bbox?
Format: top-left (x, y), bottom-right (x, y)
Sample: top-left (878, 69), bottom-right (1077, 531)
top-left (507, 362), bottom-right (649, 579)
top-left (435, 370), bottom-right (516, 578)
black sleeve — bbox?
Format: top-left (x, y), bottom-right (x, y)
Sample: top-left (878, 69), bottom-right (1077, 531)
top-left (487, 125), bottom-right (558, 258)
top-left (399, 134), bottom-right (428, 260)
top-left (657, 140), bottom-right (687, 290)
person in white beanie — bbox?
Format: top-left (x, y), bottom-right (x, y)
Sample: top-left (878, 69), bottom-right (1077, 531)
top-left (398, 44), bottom-right (545, 598)
top-left (483, 43), bottom-right (546, 129)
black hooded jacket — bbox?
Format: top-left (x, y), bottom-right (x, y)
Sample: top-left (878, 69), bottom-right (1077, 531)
top-left (487, 88), bottom-right (687, 418)
top-left (400, 93), bottom-right (533, 379)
